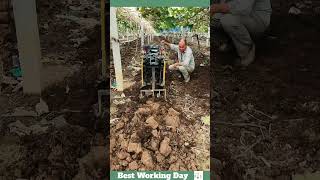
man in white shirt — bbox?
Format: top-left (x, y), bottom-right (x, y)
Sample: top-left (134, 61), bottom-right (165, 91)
top-left (211, 0), bottom-right (272, 66)
top-left (161, 39), bottom-right (195, 83)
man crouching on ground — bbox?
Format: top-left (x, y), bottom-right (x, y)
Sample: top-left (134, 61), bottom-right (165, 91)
top-left (161, 39), bottom-right (195, 83)
top-left (211, 0), bottom-right (272, 66)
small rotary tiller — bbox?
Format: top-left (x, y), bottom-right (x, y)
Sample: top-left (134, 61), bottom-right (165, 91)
top-left (140, 44), bottom-right (167, 100)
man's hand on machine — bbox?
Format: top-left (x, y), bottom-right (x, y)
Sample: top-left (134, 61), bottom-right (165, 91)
top-left (173, 62), bottom-right (182, 68)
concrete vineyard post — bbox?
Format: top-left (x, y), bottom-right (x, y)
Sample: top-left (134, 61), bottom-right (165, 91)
top-left (110, 7), bottom-right (124, 91)
top-left (13, 0), bottom-right (42, 94)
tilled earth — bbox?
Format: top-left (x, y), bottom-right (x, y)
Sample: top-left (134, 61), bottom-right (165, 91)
top-left (0, 0), bottom-right (107, 179)
top-left (211, 6), bottom-right (320, 180)
top-left (110, 101), bottom-right (201, 170)
top-left (110, 37), bottom-right (210, 171)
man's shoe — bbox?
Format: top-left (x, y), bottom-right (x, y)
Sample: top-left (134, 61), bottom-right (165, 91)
top-left (184, 75), bottom-right (190, 83)
top-left (241, 44), bottom-right (255, 66)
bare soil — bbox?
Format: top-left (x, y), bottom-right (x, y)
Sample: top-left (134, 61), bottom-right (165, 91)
top-left (0, 0), bottom-right (108, 179)
top-left (110, 36), bottom-right (210, 171)
top-left (211, 10), bottom-right (320, 180)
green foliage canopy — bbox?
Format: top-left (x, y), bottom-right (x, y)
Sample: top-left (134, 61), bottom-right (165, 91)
top-left (116, 11), bottom-right (140, 33)
top-left (138, 7), bottom-right (209, 32)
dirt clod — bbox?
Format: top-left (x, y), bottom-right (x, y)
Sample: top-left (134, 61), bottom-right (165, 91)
top-left (110, 37), bottom-right (210, 170)
top-left (141, 151), bottom-right (154, 169)
top-left (168, 155), bottom-right (178, 164)
top-left (151, 129), bottom-right (159, 137)
top-left (119, 160), bottom-right (129, 167)
top-left (145, 116), bottom-right (159, 129)
top-left (149, 102), bottom-right (160, 113)
top-left (128, 161), bottom-right (139, 170)
top-left (159, 137), bottom-right (172, 157)
top-left (127, 142), bottom-right (142, 154)
top-left (117, 151), bottom-right (129, 160)
top-left (168, 108), bottom-right (180, 116)
top-left (130, 132), bottom-right (139, 142)
top-left (169, 162), bottom-right (180, 171)
top-left (156, 152), bottom-right (165, 163)
top-left (164, 114), bottom-right (180, 130)
top-left (120, 140), bottom-right (129, 150)
top-left (150, 138), bottom-right (160, 151)
top-left (126, 156), bottom-right (133, 163)
top-left (115, 121), bottom-right (125, 130)
top-left (164, 109), bottom-right (180, 129)
top-left (136, 107), bottom-right (151, 116)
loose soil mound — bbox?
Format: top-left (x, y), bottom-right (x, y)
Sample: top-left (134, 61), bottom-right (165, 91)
top-left (111, 101), bottom-right (202, 171)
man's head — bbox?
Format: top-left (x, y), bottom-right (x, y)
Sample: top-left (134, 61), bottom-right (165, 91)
top-left (179, 39), bottom-right (187, 53)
